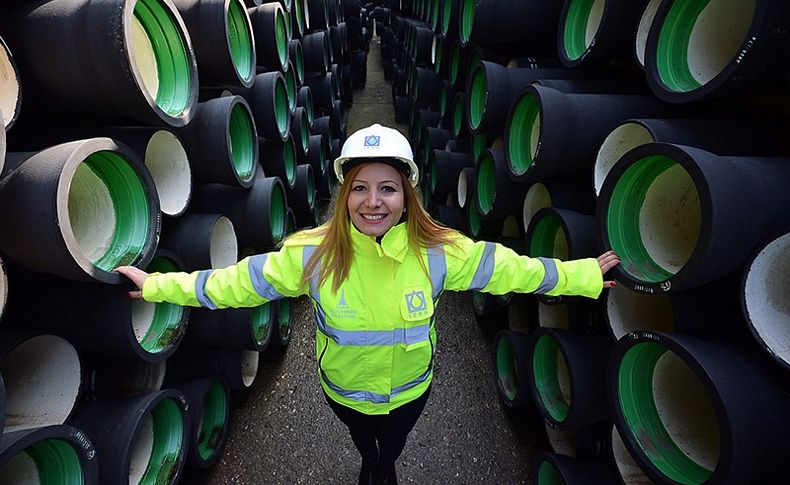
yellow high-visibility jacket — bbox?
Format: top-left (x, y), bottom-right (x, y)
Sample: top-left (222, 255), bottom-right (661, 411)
top-left (143, 222), bottom-right (603, 415)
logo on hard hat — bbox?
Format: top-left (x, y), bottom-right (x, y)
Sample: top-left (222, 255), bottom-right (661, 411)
top-left (364, 135), bottom-right (380, 147)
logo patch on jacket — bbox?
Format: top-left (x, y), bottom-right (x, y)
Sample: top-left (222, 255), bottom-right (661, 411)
top-left (329, 289), bottom-right (357, 319)
top-left (405, 290), bottom-right (428, 316)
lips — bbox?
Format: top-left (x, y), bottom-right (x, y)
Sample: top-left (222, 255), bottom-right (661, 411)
top-left (361, 213), bottom-right (388, 223)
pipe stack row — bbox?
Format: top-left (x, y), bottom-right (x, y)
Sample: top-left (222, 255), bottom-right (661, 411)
top-left (381, 0), bottom-right (790, 483)
top-left (0, 0), bottom-right (369, 482)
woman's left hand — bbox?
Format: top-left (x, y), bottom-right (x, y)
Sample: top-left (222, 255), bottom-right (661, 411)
top-left (597, 250), bottom-right (620, 289)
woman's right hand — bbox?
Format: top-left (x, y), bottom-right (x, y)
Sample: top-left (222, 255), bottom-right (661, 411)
top-left (115, 266), bottom-right (149, 299)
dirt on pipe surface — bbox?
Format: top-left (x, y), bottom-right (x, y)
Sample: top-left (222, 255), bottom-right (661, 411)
top-left (183, 37), bottom-right (544, 484)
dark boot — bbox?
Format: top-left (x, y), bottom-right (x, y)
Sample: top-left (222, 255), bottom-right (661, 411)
top-left (377, 463), bottom-right (397, 485)
top-left (358, 460), bottom-right (377, 485)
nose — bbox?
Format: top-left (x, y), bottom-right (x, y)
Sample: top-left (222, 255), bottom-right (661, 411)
top-left (365, 189), bottom-right (382, 207)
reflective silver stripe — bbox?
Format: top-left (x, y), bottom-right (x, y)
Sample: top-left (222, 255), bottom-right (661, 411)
top-left (427, 246), bottom-right (446, 300)
top-left (468, 242), bottom-right (495, 290)
top-left (535, 257), bottom-right (559, 294)
top-left (316, 319), bottom-right (431, 346)
top-left (303, 246), bottom-right (319, 298)
top-left (248, 254), bottom-right (285, 301)
top-left (195, 270), bottom-right (218, 309)
top-left (321, 366), bottom-right (432, 404)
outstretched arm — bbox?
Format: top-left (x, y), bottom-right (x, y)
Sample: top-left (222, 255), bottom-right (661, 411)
top-left (598, 250), bottom-right (620, 289)
top-left (115, 265), bottom-right (148, 299)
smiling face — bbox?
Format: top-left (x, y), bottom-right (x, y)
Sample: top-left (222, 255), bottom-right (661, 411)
top-left (346, 162), bottom-right (405, 237)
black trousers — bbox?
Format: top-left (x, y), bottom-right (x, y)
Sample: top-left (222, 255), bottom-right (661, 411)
top-left (324, 387), bottom-right (431, 469)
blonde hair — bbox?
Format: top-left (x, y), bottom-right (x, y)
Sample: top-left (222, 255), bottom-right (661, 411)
top-left (293, 163), bottom-right (459, 293)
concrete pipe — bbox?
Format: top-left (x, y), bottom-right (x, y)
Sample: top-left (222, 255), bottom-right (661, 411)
top-left (306, 0), bottom-right (330, 32)
top-left (545, 421), bottom-right (611, 460)
top-left (260, 136), bottom-right (298, 189)
top-left (526, 208), bottom-right (597, 261)
top-left (273, 298), bottom-right (293, 347)
top-left (633, 0), bottom-right (662, 69)
top-left (645, 0), bottom-right (790, 103)
top-left (529, 327), bottom-right (609, 429)
top-left (301, 31), bottom-right (331, 75)
top-left (598, 142), bottom-right (790, 293)
top-left (458, 0), bottom-right (561, 50)
top-left (435, 205), bottom-right (468, 234)
top-left (290, 107), bottom-right (311, 163)
top-left (0, 37), bottom-right (21, 131)
top-left (171, 378), bottom-right (230, 468)
top-left (166, 346), bottom-right (260, 391)
top-left (0, 0), bottom-right (198, 127)
top-left (430, 150), bottom-right (472, 206)
top-left (250, 72), bottom-right (290, 142)
top-left (178, 95), bottom-right (258, 188)
top-left (0, 139), bottom-right (159, 284)
top-left (289, 39), bottom-right (305, 86)
top-left (456, 166), bottom-right (475, 209)
top-left (610, 423), bottom-right (652, 484)
top-left (0, 333), bottom-right (81, 433)
top-left (161, 214), bottom-right (238, 271)
top-left (292, 0), bottom-right (307, 38)
top-left (173, 0), bottom-right (256, 87)
top-left (531, 452), bottom-right (619, 484)
top-left (284, 61), bottom-right (299, 115)
top-left (249, 2), bottom-right (290, 71)
top-left (306, 134), bottom-right (328, 186)
top-left (611, 331), bottom-right (790, 483)
top-left (0, 425), bottom-right (97, 484)
top-left (70, 389), bottom-right (188, 484)
top-left (466, 197), bottom-right (504, 241)
top-left (305, 73), bottom-right (336, 112)
top-left (297, 86), bottom-right (315, 124)
top-left (558, 0), bottom-right (649, 68)
top-left (594, 118), bottom-right (790, 198)
top-left (493, 330), bottom-right (532, 408)
top-left (292, 164), bottom-right (317, 228)
top-left (440, 0), bottom-right (459, 37)
top-left (0, 257), bottom-right (6, 324)
top-left (476, 149), bottom-right (527, 220)
top-left (187, 303), bottom-right (276, 351)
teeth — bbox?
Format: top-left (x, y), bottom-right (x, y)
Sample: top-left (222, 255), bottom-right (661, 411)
top-left (363, 214), bottom-right (386, 221)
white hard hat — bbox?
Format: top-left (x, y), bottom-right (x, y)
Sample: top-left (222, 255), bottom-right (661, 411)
top-left (333, 124), bottom-right (419, 187)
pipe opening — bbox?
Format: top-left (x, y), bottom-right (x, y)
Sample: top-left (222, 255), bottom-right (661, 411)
top-left (278, 299), bottom-right (292, 342)
top-left (285, 66), bottom-right (297, 113)
top-left (595, 122), bottom-right (654, 197)
top-left (241, 350), bottom-right (260, 387)
top-left (744, 232), bottom-right (790, 368)
top-left (471, 133), bottom-right (487, 161)
top-left (545, 425), bottom-right (576, 457)
top-left (618, 342), bottom-right (719, 483)
top-left (449, 43), bottom-right (460, 85)
top-left (229, 102), bottom-right (257, 182)
top-left (307, 169), bottom-right (316, 205)
top-left (0, 438), bottom-right (83, 483)
top-left (299, 115), bottom-right (309, 153)
top-left (457, 169), bottom-right (468, 207)
top-left (476, 152), bottom-right (495, 214)
top-left (606, 155), bottom-right (701, 283)
top-left (537, 303), bottom-right (568, 330)
top-left (131, 0), bottom-right (193, 117)
top-left (467, 201), bottom-right (481, 237)
top-left (469, 65), bottom-right (487, 130)
top-left (656, 0), bottom-right (756, 92)
top-left (607, 285), bottom-right (675, 340)
top-left (145, 130), bottom-right (191, 216)
top-left (270, 181), bottom-right (287, 242)
top-left (529, 213), bottom-right (569, 260)
top-left (496, 334), bottom-right (518, 401)
top-left (130, 398), bottom-right (184, 484)
top-left (133, 255), bottom-right (187, 353)
top-left (533, 334), bottom-right (571, 422)
top-left (507, 93), bottom-right (540, 177)
top-left (0, 39), bottom-right (19, 129)
top-left (276, 8), bottom-right (289, 69)
top-left (562, 0), bottom-right (605, 61)
top-left (442, 0), bottom-right (452, 34)
top-left (459, 0), bottom-right (476, 44)
top-left (439, 84), bottom-right (448, 118)
top-left (452, 96), bottom-right (464, 137)
top-left (252, 303), bottom-right (273, 345)
top-left (275, 76), bottom-right (289, 138)
top-left (429, 153), bottom-right (438, 192)
top-left (284, 139), bottom-right (297, 187)
top-left (537, 458), bottom-right (562, 484)
top-left (636, 0), bottom-right (663, 68)
top-left (523, 183), bottom-right (551, 232)
top-left (0, 259), bottom-right (6, 321)
top-left (68, 151), bottom-right (150, 271)
top-left (2, 335), bottom-right (81, 432)
top-left (227, 0), bottom-right (255, 83)
top-left (295, 47), bottom-right (305, 86)
top-left (507, 302), bottom-right (531, 334)
top-left (612, 424), bottom-right (652, 484)
top-left (197, 381), bottom-right (228, 460)
top-left (210, 216), bottom-right (238, 269)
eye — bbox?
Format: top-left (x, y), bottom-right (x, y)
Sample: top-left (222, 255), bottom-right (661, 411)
top-left (352, 185), bottom-right (366, 192)
top-left (381, 185), bottom-right (398, 193)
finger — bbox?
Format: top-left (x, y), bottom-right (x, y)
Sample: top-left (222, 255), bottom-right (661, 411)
top-left (598, 253), bottom-right (620, 265)
top-left (603, 280), bottom-right (617, 289)
top-left (128, 290), bottom-right (143, 299)
top-left (600, 259), bottom-right (621, 274)
top-left (597, 250), bottom-right (616, 262)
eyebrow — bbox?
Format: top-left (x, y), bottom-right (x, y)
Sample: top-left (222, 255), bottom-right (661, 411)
top-left (353, 179), bottom-right (401, 186)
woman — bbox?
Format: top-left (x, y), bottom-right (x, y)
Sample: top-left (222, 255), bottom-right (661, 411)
top-left (117, 124), bottom-right (619, 484)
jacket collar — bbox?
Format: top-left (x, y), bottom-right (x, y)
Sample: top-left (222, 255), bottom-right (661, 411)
top-left (350, 221), bottom-right (409, 262)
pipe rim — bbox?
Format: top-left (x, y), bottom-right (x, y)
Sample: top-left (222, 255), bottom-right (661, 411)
top-left (274, 75), bottom-right (289, 138)
top-left (471, 133), bottom-right (487, 161)
top-left (299, 113), bottom-right (309, 153)
top-left (452, 95), bottom-right (464, 137)
top-left (605, 154), bottom-right (701, 284)
top-left (528, 211), bottom-right (569, 260)
top-left (617, 342), bottom-right (719, 483)
top-left (532, 334), bottom-right (570, 422)
top-left (562, 0), bottom-right (605, 62)
top-left (506, 92), bottom-right (540, 177)
top-left (449, 43), bottom-right (460, 85)
top-left (594, 121), bottom-right (655, 197)
top-left (467, 199), bottom-right (481, 238)
top-left (0, 438), bottom-right (84, 482)
top-left (137, 397), bottom-right (184, 483)
top-left (68, 150), bottom-right (151, 272)
top-left (429, 152), bottom-right (438, 192)
top-left (226, 0), bottom-right (256, 84)
top-left (654, 0), bottom-right (756, 94)
top-left (210, 216), bottom-right (238, 269)
top-left (228, 101), bottom-right (257, 182)
top-left (285, 63), bottom-right (298, 113)
top-left (0, 36), bottom-right (21, 130)
top-left (522, 182), bottom-right (551, 234)
top-left (275, 7), bottom-right (289, 70)
top-left (459, 0), bottom-right (475, 45)
top-left (278, 299), bottom-right (291, 341)
top-left (145, 129), bottom-right (192, 217)
top-left (537, 460), bottom-right (562, 483)
top-left (476, 151), bottom-right (495, 214)
top-left (636, 0), bottom-right (663, 68)
top-left (197, 382), bottom-right (228, 460)
top-left (606, 285), bottom-right (675, 340)
top-left (284, 137), bottom-right (297, 187)
top-left (0, 258), bottom-right (6, 322)
top-left (135, 256), bottom-right (187, 354)
top-left (457, 169), bottom-right (468, 208)
top-left (270, 180), bottom-right (287, 242)
top-left (130, 0), bottom-right (195, 121)
top-left (495, 333), bottom-right (518, 402)
top-left (468, 64), bottom-right (486, 131)
top-left (439, 83), bottom-right (448, 117)
top-left (441, 0), bottom-right (452, 35)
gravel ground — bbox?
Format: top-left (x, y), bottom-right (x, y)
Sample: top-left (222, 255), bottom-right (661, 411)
top-left (182, 37), bottom-right (548, 484)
